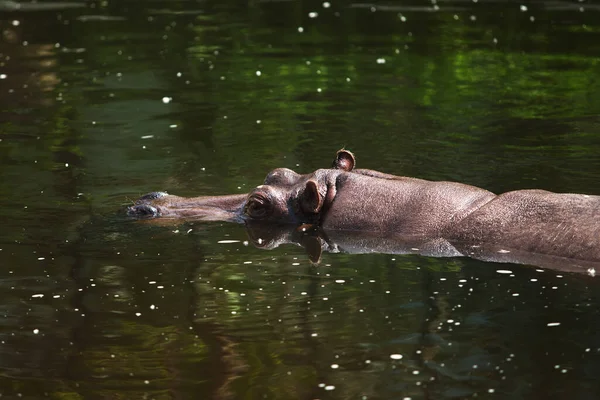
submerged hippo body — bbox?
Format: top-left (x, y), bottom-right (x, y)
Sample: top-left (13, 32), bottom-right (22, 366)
top-left (129, 150), bottom-right (600, 269)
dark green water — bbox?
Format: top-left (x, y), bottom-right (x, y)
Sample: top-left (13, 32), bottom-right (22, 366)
top-left (2, 0), bottom-right (600, 399)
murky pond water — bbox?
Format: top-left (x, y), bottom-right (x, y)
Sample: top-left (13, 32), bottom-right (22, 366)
top-left (2, 0), bottom-right (600, 398)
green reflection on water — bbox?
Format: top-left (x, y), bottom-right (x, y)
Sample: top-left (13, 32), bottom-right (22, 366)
top-left (2, 0), bottom-right (600, 399)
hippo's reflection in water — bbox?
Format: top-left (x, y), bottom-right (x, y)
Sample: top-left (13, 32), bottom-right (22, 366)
top-left (241, 221), bottom-right (599, 275)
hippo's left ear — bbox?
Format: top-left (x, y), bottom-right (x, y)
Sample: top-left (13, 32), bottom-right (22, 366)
top-left (332, 149), bottom-right (355, 171)
top-left (300, 180), bottom-right (323, 214)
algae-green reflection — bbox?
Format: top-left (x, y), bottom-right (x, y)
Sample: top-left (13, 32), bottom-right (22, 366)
top-left (2, 0), bottom-right (600, 398)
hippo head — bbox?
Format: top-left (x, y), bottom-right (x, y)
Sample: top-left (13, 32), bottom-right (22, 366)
top-left (127, 149), bottom-right (356, 226)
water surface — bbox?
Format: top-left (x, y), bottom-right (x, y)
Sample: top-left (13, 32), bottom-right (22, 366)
top-left (1, 0), bottom-right (600, 398)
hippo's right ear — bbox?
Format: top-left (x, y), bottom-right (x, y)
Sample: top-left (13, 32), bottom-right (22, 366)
top-left (300, 180), bottom-right (323, 214)
top-left (332, 149), bottom-right (355, 171)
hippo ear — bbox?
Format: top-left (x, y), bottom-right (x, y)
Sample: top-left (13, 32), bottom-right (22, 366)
top-left (332, 149), bottom-right (355, 171)
top-left (300, 180), bottom-right (323, 214)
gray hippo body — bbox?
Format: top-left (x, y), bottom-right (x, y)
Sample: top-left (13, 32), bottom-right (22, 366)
top-left (128, 150), bottom-right (600, 270)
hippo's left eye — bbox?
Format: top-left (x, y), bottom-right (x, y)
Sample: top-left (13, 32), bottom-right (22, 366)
top-left (244, 195), bottom-right (272, 219)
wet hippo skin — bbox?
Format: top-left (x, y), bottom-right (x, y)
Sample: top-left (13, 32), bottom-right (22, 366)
top-left (128, 150), bottom-right (600, 270)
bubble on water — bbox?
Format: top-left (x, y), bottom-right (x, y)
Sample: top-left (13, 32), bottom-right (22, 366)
top-left (298, 26), bottom-right (304, 33)
top-left (323, 2), bottom-right (331, 8)
top-left (547, 322), bottom-right (561, 327)
top-left (377, 58), bottom-right (386, 64)
top-left (324, 385), bottom-right (335, 391)
top-left (496, 270), bottom-right (512, 274)
top-left (162, 97), bottom-right (172, 104)
top-left (309, 12), bottom-right (318, 18)
top-left (520, 5), bottom-right (528, 11)
top-left (390, 354), bottom-right (403, 360)
top-left (33, 329), bottom-right (39, 334)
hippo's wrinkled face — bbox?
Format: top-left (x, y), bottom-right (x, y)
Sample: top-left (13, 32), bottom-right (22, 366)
top-left (243, 167), bottom-right (334, 225)
top-left (128, 150), bottom-right (355, 224)
top-left (243, 168), bottom-right (302, 220)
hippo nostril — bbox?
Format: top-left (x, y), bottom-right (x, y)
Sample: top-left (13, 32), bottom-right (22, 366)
top-left (135, 191), bottom-right (168, 204)
top-left (127, 204), bottom-right (160, 217)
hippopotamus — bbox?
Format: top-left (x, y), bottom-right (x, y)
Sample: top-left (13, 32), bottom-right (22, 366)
top-left (128, 150), bottom-right (600, 272)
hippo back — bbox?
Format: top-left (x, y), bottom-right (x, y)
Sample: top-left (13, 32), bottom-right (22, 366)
top-left (449, 190), bottom-right (600, 262)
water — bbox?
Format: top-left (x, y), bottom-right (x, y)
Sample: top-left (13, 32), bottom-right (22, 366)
top-left (2, 0), bottom-right (600, 398)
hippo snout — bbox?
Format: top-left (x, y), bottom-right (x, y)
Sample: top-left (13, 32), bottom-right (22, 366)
top-left (127, 204), bottom-right (160, 217)
top-left (127, 192), bottom-right (168, 218)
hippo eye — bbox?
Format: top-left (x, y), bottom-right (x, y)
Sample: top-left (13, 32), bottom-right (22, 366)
top-left (244, 195), bottom-right (272, 219)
